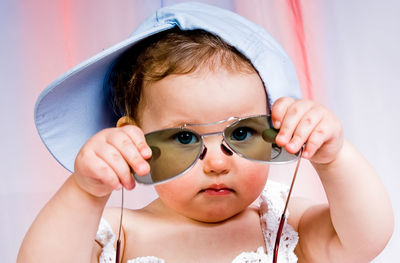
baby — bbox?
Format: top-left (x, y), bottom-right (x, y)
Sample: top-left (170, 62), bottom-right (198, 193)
top-left (18, 2), bottom-right (393, 263)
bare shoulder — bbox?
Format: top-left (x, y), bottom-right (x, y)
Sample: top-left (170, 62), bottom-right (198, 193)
top-left (93, 204), bottom-right (157, 261)
top-left (102, 205), bottom-right (155, 236)
top-left (102, 207), bottom-right (124, 232)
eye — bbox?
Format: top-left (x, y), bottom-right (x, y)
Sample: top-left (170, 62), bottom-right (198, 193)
top-left (230, 127), bottom-right (253, 141)
top-left (174, 131), bottom-right (199, 145)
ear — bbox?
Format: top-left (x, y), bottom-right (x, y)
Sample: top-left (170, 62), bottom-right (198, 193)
top-left (116, 116), bottom-right (136, 127)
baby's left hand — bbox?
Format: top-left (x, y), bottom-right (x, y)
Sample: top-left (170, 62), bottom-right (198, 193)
top-left (272, 97), bottom-right (344, 164)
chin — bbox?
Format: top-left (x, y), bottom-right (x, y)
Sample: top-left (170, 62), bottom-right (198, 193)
top-left (188, 207), bottom-right (244, 223)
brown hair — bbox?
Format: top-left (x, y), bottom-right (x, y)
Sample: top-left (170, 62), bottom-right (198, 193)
top-left (109, 27), bottom-right (256, 122)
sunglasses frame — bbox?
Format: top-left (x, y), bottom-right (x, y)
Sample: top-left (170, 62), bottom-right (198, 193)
top-left (133, 114), bottom-right (300, 185)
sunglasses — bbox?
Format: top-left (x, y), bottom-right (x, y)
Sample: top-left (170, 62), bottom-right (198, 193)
top-left (115, 115), bottom-right (303, 263)
top-left (132, 115), bottom-right (298, 184)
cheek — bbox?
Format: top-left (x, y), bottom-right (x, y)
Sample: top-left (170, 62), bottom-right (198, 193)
top-left (154, 173), bottom-right (198, 206)
top-left (238, 162), bottom-right (269, 197)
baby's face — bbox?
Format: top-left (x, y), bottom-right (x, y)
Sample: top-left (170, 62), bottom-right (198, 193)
top-left (138, 67), bottom-right (269, 223)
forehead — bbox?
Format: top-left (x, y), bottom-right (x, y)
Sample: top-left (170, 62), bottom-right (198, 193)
top-left (138, 68), bottom-right (268, 132)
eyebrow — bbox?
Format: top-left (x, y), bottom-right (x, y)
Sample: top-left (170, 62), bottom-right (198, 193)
top-left (160, 120), bottom-right (194, 129)
top-left (161, 117), bottom-right (239, 132)
top-left (160, 115), bottom-right (224, 128)
top-left (159, 119), bottom-right (212, 130)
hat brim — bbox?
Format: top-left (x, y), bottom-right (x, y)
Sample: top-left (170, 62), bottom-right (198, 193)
top-left (34, 23), bottom-right (175, 172)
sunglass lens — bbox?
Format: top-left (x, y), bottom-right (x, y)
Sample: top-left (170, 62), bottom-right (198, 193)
top-left (224, 116), bottom-right (299, 163)
top-left (132, 128), bottom-right (202, 184)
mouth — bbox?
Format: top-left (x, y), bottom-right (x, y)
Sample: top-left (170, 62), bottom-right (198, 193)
top-left (199, 184), bottom-right (235, 196)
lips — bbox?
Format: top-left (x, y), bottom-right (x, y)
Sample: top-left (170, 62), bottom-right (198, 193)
top-left (200, 184), bottom-right (234, 196)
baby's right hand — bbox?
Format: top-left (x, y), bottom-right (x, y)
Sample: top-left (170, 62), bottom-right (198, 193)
top-left (73, 125), bottom-right (152, 197)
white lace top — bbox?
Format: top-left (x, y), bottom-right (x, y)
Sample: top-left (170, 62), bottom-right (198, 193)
top-left (96, 181), bottom-right (299, 263)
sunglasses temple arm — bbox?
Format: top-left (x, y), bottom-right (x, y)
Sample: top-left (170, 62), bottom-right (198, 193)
top-left (116, 240), bottom-right (121, 263)
top-left (273, 147), bottom-right (303, 263)
top-left (116, 188), bottom-right (124, 263)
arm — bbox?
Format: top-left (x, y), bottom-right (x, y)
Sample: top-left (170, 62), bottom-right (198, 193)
top-left (17, 175), bottom-right (109, 263)
top-left (293, 141), bottom-right (393, 262)
top-left (17, 124), bottom-right (151, 263)
top-left (273, 98), bottom-right (394, 262)
top-left (309, 140), bottom-right (393, 261)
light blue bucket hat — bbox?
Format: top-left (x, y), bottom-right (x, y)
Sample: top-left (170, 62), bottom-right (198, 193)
top-left (34, 2), bottom-right (301, 173)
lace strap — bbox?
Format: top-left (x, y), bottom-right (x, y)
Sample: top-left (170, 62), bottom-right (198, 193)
top-left (96, 218), bottom-right (116, 263)
top-left (259, 180), bottom-right (299, 262)
top-left (232, 246), bottom-right (270, 263)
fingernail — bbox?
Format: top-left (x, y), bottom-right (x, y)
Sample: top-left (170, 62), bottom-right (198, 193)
top-left (274, 121), bottom-right (281, 129)
top-left (141, 147), bottom-right (152, 157)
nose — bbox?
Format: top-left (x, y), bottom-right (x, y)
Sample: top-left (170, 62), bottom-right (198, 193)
top-left (199, 144), bottom-right (233, 160)
top-left (201, 138), bottom-right (233, 175)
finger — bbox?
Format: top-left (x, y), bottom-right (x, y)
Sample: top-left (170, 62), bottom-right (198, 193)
top-left (271, 97), bottom-right (295, 129)
top-left (275, 99), bottom-right (314, 146)
top-left (120, 125), bottom-right (152, 159)
top-left (285, 106), bottom-right (324, 154)
top-left (305, 116), bottom-right (343, 161)
top-left (302, 120), bottom-right (331, 159)
top-left (106, 128), bottom-right (150, 177)
top-left (94, 143), bottom-right (135, 190)
top-left (79, 149), bottom-right (122, 191)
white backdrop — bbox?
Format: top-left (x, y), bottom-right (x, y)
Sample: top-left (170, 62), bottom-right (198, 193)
top-left (322, 1), bottom-right (400, 260)
top-left (1, 0), bottom-right (399, 262)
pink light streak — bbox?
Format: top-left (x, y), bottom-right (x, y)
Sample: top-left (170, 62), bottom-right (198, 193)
top-left (287, 0), bottom-right (313, 100)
